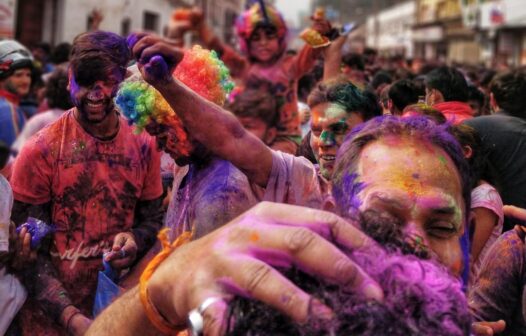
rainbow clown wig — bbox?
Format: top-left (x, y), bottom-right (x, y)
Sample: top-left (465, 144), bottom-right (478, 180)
top-left (115, 45), bottom-right (234, 156)
top-left (235, 2), bottom-right (287, 54)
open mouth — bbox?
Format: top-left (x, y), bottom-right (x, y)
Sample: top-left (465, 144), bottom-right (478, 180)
top-left (320, 154), bottom-right (336, 162)
top-left (86, 99), bottom-right (105, 109)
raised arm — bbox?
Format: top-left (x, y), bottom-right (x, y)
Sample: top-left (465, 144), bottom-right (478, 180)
top-left (129, 34), bottom-right (273, 187)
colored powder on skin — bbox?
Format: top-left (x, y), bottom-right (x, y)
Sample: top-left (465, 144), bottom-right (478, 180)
top-left (69, 75), bottom-right (81, 107)
top-left (319, 130), bottom-right (336, 145)
top-left (438, 155), bottom-right (448, 166)
top-left (325, 103), bottom-right (346, 120)
top-left (340, 173), bottom-right (365, 215)
top-left (250, 232), bottom-right (259, 242)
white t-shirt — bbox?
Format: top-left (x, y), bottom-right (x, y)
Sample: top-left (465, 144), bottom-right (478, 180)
top-left (0, 174), bottom-right (26, 334)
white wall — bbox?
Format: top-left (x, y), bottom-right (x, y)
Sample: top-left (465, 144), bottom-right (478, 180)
top-left (51, 0), bottom-right (175, 43)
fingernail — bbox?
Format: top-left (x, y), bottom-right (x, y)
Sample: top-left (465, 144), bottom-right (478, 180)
top-left (363, 282), bottom-right (384, 302)
top-left (310, 299), bottom-right (334, 320)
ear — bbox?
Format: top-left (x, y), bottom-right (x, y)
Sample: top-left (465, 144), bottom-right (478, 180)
top-left (67, 68), bottom-right (72, 91)
top-left (433, 89), bottom-right (445, 104)
top-left (322, 197), bottom-right (336, 212)
top-left (463, 145), bottom-right (473, 159)
top-left (489, 92), bottom-right (499, 112)
top-left (264, 126), bottom-right (277, 145)
top-left (387, 99), bottom-right (398, 115)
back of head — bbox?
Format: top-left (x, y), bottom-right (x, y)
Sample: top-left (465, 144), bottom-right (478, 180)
top-left (402, 103), bottom-right (447, 124)
top-left (342, 53), bottom-right (365, 71)
top-left (0, 40), bottom-right (33, 79)
top-left (51, 42), bottom-right (71, 65)
top-left (228, 87), bottom-right (278, 127)
top-left (46, 66), bottom-right (73, 110)
top-left (371, 71), bottom-right (392, 91)
top-left (389, 79), bottom-right (421, 112)
top-left (489, 71), bottom-right (526, 118)
top-left (70, 31), bottom-right (130, 80)
top-left (425, 66), bottom-right (468, 102)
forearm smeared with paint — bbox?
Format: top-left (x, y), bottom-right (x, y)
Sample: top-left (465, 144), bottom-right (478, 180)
top-left (115, 44), bottom-right (234, 156)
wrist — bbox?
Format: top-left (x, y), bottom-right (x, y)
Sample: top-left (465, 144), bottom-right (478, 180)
top-left (61, 305), bottom-right (81, 329)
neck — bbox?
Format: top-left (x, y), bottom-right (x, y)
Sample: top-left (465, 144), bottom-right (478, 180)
top-left (0, 89), bottom-right (20, 105)
top-left (74, 107), bottom-right (120, 140)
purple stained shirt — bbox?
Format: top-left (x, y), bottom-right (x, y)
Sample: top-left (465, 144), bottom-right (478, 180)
top-left (166, 151), bottom-right (323, 240)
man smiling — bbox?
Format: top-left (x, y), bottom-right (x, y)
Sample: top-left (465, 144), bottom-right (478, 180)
top-left (0, 40), bottom-right (33, 148)
top-left (10, 31), bottom-right (163, 335)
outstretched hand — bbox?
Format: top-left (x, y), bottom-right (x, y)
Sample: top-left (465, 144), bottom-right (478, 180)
top-left (145, 202), bottom-right (383, 335)
top-left (127, 33), bottom-right (184, 86)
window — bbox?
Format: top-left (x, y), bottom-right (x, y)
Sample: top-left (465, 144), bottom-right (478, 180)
top-left (143, 11), bottom-right (159, 33)
top-left (121, 18), bottom-right (131, 37)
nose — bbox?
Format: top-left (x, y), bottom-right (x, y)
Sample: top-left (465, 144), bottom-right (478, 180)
top-left (87, 85), bottom-right (104, 100)
top-left (404, 221), bottom-right (429, 251)
top-left (319, 130), bottom-right (336, 147)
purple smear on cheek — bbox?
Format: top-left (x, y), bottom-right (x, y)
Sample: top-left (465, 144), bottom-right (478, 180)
top-left (343, 173), bottom-right (365, 211)
top-left (69, 75), bottom-right (81, 107)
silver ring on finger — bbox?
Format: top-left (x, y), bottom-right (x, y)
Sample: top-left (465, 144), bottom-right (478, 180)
top-left (188, 297), bottom-right (223, 336)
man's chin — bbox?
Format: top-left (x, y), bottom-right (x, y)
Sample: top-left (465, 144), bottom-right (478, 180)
top-left (78, 106), bottom-right (113, 124)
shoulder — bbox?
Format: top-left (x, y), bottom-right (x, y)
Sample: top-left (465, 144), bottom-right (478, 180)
top-left (271, 150), bottom-right (316, 173)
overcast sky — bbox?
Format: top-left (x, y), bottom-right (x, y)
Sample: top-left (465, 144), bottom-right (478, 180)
top-left (275, 0), bottom-right (312, 28)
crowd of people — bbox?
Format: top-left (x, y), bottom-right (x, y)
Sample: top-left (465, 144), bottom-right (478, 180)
top-left (1, 2), bottom-right (526, 335)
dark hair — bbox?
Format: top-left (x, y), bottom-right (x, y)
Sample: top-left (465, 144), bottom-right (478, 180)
top-left (226, 216), bottom-right (470, 335)
top-left (45, 67), bottom-right (73, 110)
top-left (371, 71), bottom-right (392, 91)
top-left (425, 66), bottom-right (469, 102)
top-left (69, 31), bottom-right (130, 84)
top-left (360, 90), bottom-right (383, 120)
top-left (402, 103), bottom-right (447, 124)
top-left (296, 131), bottom-right (317, 164)
top-left (467, 84), bottom-right (486, 115)
top-left (489, 71), bottom-right (526, 118)
top-left (388, 79), bottom-right (420, 112)
top-left (34, 42), bottom-right (51, 55)
top-left (308, 79), bottom-right (376, 120)
top-left (297, 60), bottom-right (323, 102)
top-left (342, 53), bottom-right (365, 71)
top-left (228, 88), bottom-right (278, 127)
top-left (51, 42), bottom-right (71, 64)
top-left (332, 116), bottom-right (471, 223)
top-left (450, 124), bottom-right (499, 191)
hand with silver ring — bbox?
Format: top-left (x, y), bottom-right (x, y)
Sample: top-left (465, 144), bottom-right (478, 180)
top-left (143, 202), bottom-right (383, 336)
top-left (188, 297), bottom-right (223, 336)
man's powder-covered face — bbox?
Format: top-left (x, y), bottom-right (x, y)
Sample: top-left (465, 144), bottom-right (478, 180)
top-left (69, 61), bottom-right (124, 124)
top-left (355, 135), bottom-right (465, 275)
top-left (310, 102), bottom-right (363, 180)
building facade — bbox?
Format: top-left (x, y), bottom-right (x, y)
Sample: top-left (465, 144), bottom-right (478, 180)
top-left (10, 0), bottom-right (243, 49)
top-left (466, 0), bottom-right (526, 67)
top-left (413, 0), bottom-right (479, 64)
top-left (366, 1), bottom-right (416, 58)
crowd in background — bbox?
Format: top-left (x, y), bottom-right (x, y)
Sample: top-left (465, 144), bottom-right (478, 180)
top-left (0, 3), bottom-right (526, 336)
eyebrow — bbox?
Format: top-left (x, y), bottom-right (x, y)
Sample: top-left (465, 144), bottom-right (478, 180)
top-left (369, 193), bottom-right (411, 211)
top-left (431, 207), bottom-right (457, 215)
top-left (369, 193), bottom-right (458, 215)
